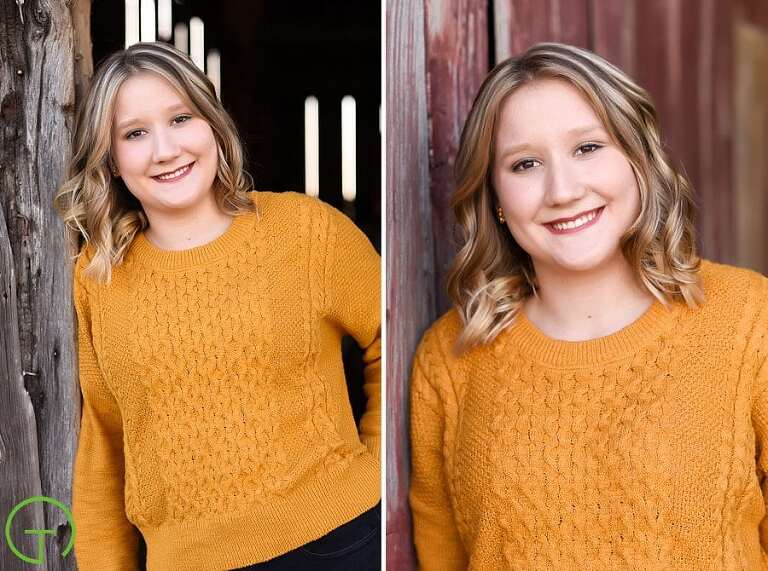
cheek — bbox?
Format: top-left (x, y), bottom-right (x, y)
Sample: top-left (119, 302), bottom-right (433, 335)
top-left (496, 178), bottom-right (542, 224)
top-left (188, 123), bottom-right (218, 160)
top-left (594, 152), bottom-right (639, 202)
top-left (113, 141), bottom-right (151, 174)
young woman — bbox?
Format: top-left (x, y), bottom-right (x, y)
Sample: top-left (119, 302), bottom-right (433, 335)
top-left (55, 42), bottom-right (380, 570)
top-left (409, 42), bottom-right (768, 569)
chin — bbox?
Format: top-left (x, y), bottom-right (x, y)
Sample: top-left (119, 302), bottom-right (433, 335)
top-left (548, 246), bottom-right (621, 274)
top-left (155, 188), bottom-right (207, 209)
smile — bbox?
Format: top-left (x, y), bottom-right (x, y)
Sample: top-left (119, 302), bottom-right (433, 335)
top-left (152, 162), bottom-right (194, 183)
top-left (544, 206), bottom-right (604, 234)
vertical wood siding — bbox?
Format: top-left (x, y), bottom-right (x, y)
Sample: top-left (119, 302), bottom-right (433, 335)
top-left (424, 0), bottom-right (488, 314)
top-left (386, 0), bottom-right (433, 567)
top-left (0, 1), bottom-right (90, 569)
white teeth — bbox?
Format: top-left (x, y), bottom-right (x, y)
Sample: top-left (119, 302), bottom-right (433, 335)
top-left (156, 164), bottom-right (190, 180)
top-left (551, 209), bottom-right (599, 231)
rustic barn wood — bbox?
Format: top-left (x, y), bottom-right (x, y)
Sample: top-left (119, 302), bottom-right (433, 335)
top-left (0, 1), bottom-right (90, 569)
top-left (0, 201), bottom-right (46, 566)
top-left (734, 20), bottom-right (768, 273)
top-left (386, 0), bottom-right (433, 567)
top-left (493, 0), bottom-right (589, 60)
top-left (424, 0), bottom-right (488, 314)
top-left (71, 0), bottom-right (94, 111)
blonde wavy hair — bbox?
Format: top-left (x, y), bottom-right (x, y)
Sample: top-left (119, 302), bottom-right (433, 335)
top-left (448, 42), bottom-right (704, 352)
top-left (54, 42), bottom-right (257, 283)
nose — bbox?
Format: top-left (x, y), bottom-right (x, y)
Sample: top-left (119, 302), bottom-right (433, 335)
top-left (151, 127), bottom-right (181, 164)
top-left (543, 157), bottom-right (586, 207)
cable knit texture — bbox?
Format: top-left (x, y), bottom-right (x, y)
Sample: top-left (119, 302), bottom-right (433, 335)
top-left (410, 260), bottom-right (768, 570)
top-left (71, 191), bottom-right (381, 571)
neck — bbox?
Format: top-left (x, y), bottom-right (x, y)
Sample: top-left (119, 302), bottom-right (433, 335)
top-left (524, 254), bottom-right (655, 341)
top-left (142, 195), bottom-right (233, 251)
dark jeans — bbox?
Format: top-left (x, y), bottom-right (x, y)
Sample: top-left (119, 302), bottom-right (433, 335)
top-left (231, 502), bottom-right (381, 570)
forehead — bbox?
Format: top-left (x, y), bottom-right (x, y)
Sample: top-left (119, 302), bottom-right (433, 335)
top-left (112, 72), bottom-right (190, 123)
top-left (496, 78), bottom-right (603, 142)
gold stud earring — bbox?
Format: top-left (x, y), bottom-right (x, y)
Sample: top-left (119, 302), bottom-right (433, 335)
top-left (497, 207), bottom-right (506, 224)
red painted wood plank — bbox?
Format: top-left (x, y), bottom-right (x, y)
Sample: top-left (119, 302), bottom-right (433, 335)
top-left (631, 0), bottom-right (734, 262)
top-left (738, 0), bottom-right (768, 30)
top-left (386, 0), bottom-right (434, 568)
top-left (494, 0), bottom-right (590, 61)
top-left (593, 0), bottom-right (735, 263)
top-left (590, 0), bottom-right (635, 73)
top-left (734, 20), bottom-right (768, 273)
top-left (424, 0), bottom-right (488, 314)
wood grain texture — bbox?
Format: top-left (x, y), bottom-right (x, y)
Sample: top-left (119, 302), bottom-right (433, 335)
top-left (386, 0), bottom-right (433, 568)
top-left (494, 0), bottom-right (589, 62)
top-left (738, 0), bottom-right (768, 30)
top-left (590, 0), bottom-right (636, 74)
top-left (70, 0), bottom-right (94, 115)
top-left (424, 0), bottom-right (488, 314)
top-left (593, 0), bottom-right (735, 263)
top-left (734, 21), bottom-right (768, 274)
top-left (0, 199), bottom-right (45, 569)
top-left (0, 0), bottom-right (83, 568)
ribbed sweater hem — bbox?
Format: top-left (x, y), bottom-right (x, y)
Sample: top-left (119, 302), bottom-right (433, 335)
top-left (141, 452), bottom-right (380, 570)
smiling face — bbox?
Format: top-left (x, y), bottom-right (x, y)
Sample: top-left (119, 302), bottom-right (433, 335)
top-left (110, 72), bottom-right (219, 218)
top-left (492, 78), bottom-right (641, 275)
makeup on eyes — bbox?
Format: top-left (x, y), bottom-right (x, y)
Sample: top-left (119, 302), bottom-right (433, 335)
top-left (509, 140), bottom-right (605, 172)
top-left (122, 113), bottom-right (194, 140)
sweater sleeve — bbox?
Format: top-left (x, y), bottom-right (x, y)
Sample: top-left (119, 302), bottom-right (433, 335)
top-left (324, 205), bottom-right (381, 462)
top-left (750, 276), bottom-right (768, 558)
top-left (755, 362), bottom-right (768, 557)
top-left (409, 332), bottom-right (468, 570)
top-left (71, 254), bottom-right (141, 570)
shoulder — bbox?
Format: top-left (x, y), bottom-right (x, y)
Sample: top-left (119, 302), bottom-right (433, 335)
top-left (698, 258), bottom-right (768, 308)
top-left (411, 309), bottom-right (481, 408)
top-left (413, 310), bottom-right (465, 379)
top-left (252, 190), bottom-right (338, 221)
top-left (73, 242), bottom-right (98, 291)
top-left (72, 242), bottom-right (102, 320)
top-left (251, 191), bottom-right (361, 240)
top-left (694, 259), bottom-right (768, 351)
top-left (417, 310), bottom-right (462, 355)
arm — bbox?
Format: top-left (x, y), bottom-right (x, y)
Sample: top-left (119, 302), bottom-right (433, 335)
top-left (409, 335), bottom-right (468, 570)
top-left (71, 255), bottom-right (141, 570)
top-left (751, 276), bottom-right (768, 561)
top-left (755, 354), bottom-right (768, 559)
top-left (324, 205), bottom-right (381, 462)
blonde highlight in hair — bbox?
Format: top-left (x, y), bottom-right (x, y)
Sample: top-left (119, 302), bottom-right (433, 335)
top-left (54, 42), bottom-right (257, 283)
top-left (448, 42), bottom-right (704, 353)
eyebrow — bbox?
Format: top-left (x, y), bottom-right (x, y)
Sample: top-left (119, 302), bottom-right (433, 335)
top-left (115, 102), bottom-right (191, 131)
top-left (496, 124), bottom-right (606, 159)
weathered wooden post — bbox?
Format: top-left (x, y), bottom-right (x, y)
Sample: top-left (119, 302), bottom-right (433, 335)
top-left (0, 1), bottom-right (91, 569)
top-left (386, 0), bottom-right (432, 567)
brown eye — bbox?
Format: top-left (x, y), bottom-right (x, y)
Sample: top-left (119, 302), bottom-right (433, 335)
top-left (126, 129), bottom-right (145, 140)
top-left (512, 159), bottom-right (540, 172)
top-left (172, 114), bottom-right (192, 125)
top-left (575, 143), bottom-right (602, 156)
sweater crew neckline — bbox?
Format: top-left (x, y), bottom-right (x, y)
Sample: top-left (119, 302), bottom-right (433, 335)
top-left (505, 295), bottom-right (678, 367)
top-left (131, 208), bottom-right (256, 270)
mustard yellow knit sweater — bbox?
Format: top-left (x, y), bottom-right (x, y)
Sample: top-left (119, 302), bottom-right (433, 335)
top-left (71, 191), bottom-right (380, 570)
top-left (410, 260), bottom-right (768, 570)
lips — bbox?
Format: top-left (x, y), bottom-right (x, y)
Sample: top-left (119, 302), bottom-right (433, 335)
top-left (152, 162), bottom-right (194, 183)
top-left (544, 206), bottom-right (604, 234)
